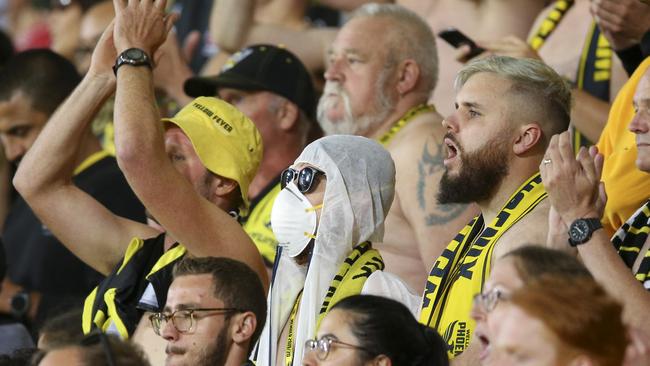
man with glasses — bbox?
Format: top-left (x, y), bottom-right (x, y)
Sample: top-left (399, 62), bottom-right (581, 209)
top-left (256, 135), bottom-right (413, 366)
top-left (149, 256), bottom-right (266, 366)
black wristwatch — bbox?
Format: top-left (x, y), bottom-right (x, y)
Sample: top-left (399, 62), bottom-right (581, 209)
top-left (113, 48), bottom-right (153, 75)
top-left (10, 291), bottom-right (30, 319)
top-left (568, 218), bottom-right (603, 247)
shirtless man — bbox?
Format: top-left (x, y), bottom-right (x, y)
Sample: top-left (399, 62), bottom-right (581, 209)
top-left (209, 0), bottom-right (548, 116)
top-left (419, 56), bottom-right (570, 361)
top-left (317, 4), bottom-right (477, 292)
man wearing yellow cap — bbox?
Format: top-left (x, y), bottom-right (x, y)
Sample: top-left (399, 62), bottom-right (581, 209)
top-left (13, 0), bottom-right (267, 349)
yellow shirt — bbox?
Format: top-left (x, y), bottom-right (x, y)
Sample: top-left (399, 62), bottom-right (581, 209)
top-left (597, 57), bottom-right (650, 236)
top-left (243, 180), bottom-right (281, 265)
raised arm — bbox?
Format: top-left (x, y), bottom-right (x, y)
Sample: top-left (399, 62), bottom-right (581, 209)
top-left (111, 0), bottom-right (268, 287)
top-left (209, 0), bottom-right (255, 54)
top-left (541, 131), bottom-right (650, 330)
top-left (13, 22), bottom-right (156, 276)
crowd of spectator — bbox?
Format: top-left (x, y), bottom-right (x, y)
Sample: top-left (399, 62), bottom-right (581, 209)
top-left (0, 0), bottom-right (649, 366)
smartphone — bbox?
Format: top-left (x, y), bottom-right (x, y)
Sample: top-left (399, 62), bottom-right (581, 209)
top-left (438, 28), bottom-right (485, 59)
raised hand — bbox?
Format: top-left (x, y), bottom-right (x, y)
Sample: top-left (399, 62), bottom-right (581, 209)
top-left (87, 20), bottom-right (118, 80)
top-left (540, 131), bottom-right (603, 223)
top-left (590, 0), bottom-right (650, 50)
top-left (112, 0), bottom-right (177, 57)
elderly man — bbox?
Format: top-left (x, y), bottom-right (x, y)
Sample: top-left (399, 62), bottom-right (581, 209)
top-left (419, 56), bottom-right (570, 360)
top-left (151, 257), bottom-right (266, 366)
top-left (183, 44), bottom-right (317, 266)
top-left (255, 135), bottom-right (404, 366)
top-left (318, 3), bottom-right (477, 292)
top-left (13, 0), bottom-right (267, 343)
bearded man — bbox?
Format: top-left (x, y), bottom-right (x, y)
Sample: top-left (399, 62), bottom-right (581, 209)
top-left (418, 55), bottom-right (571, 362)
top-left (317, 3), bottom-right (477, 292)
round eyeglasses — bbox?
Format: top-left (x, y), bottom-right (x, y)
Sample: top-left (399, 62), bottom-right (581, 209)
top-left (304, 335), bottom-right (371, 361)
top-left (149, 308), bottom-right (241, 336)
top-left (472, 288), bottom-right (509, 313)
top-left (281, 166), bottom-right (324, 193)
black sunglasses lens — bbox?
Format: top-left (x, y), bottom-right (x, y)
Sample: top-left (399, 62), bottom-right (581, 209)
top-left (298, 168), bottom-right (314, 193)
top-left (281, 169), bottom-right (295, 189)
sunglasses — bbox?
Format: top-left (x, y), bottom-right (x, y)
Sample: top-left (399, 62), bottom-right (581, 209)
top-left (281, 166), bottom-right (324, 193)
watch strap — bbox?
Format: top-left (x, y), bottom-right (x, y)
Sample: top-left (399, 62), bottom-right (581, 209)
top-left (113, 48), bottom-right (153, 76)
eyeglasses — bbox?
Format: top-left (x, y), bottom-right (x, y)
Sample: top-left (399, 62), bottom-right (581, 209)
top-left (281, 166), bottom-right (324, 193)
top-left (149, 308), bottom-right (241, 336)
top-left (80, 329), bottom-right (117, 366)
top-left (473, 288), bottom-right (508, 313)
top-left (304, 335), bottom-right (370, 361)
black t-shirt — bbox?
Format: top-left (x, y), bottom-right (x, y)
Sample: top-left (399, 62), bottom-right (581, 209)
top-left (2, 155), bottom-right (145, 324)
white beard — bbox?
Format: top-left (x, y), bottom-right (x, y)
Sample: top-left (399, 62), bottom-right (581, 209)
top-left (317, 72), bottom-right (395, 137)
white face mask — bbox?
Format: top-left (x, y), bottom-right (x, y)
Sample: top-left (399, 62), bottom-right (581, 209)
top-left (271, 182), bottom-right (322, 257)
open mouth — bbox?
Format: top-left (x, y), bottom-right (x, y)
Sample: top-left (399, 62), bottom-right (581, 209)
top-left (477, 332), bottom-right (491, 361)
top-left (443, 136), bottom-right (459, 165)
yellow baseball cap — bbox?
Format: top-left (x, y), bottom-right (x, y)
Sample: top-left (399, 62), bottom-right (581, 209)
top-left (162, 97), bottom-right (263, 213)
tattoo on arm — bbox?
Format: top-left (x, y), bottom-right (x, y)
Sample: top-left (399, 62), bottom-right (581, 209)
top-left (417, 140), bottom-right (466, 226)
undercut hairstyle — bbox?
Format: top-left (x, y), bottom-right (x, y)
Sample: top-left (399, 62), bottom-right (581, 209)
top-left (350, 3), bottom-right (438, 100)
top-left (503, 245), bottom-right (593, 283)
top-left (455, 56), bottom-right (571, 143)
top-left (172, 257), bottom-right (267, 350)
top-left (332, 295), bottom-right (449, 366)
top-left (0, 49), bottom-right (80, 116)
top-left (509, 276), bottom-right (626, 366)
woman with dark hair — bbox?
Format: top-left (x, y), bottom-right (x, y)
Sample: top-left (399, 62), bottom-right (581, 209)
top-left (302, 294), bottom-right (449, 366)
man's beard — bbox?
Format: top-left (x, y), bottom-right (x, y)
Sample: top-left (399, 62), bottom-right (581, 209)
top-left (437, 133), bottom-right (510, 204)
top-left (195, 319), bottom-right (231, 366)
top-left (317, 69), bottom-right (395, 136)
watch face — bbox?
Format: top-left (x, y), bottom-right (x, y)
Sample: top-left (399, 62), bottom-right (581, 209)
top-left (125, 48), bottom-right (145, 60)
top-left (569, 219), bottom-right (590, 242)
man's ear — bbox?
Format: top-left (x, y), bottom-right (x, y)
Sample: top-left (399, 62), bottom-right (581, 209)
top-left (513, 122), bottom-right (543, 155)
top-left (230, 312), bottom-right (257, 345)
top-left (274, 99), bottom-right (300, 132)
top-left (211, 176), bottom-right (238, 198)
top-left (369, 354), bottom-right (392, 366)
top-left (396, 59), bottom-right (420, 96)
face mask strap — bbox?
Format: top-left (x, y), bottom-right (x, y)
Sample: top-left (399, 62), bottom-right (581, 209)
top-left (305, 204), bottom-right (323, 212)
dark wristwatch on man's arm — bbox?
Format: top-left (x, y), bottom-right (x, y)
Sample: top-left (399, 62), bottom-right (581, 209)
top-left (113, 48), bottom-right (153, 75)
top-left (568, 218), bottom-right (603, 247)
